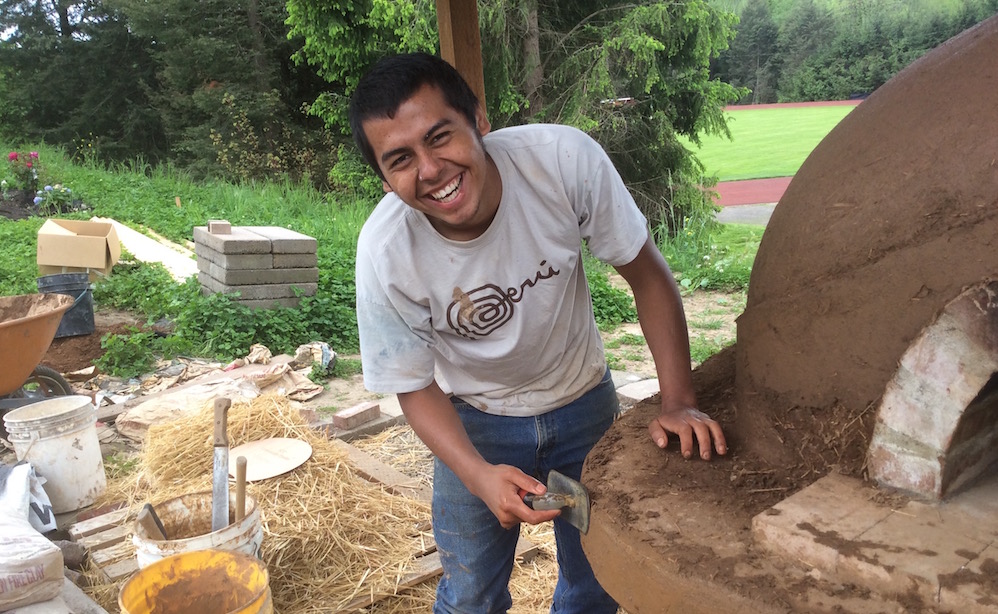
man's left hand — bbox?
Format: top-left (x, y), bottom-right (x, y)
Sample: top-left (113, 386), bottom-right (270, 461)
top-left (648, 405), bottom-right (727, 460)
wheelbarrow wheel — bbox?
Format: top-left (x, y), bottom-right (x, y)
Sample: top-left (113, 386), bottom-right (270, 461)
top-left (11, 365), bottom-right (74, 401)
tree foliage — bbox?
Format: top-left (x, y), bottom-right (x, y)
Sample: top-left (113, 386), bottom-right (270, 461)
top-left (0, 0), bottom-right (334, 185)
top-left (716, 0), bottom-right (780, 102)
top-left (285, 0), bottom-right (438, 130)
top-left (712, 0), bottom-right (998, 103)
top-left (288, 0), bottom-right (744, 235)
top-left (107, 0), bottom-right (334, 185)
top-left (5, 0), bottom-right (991, 221)
top-left (0, 1), bottom-right (164, 161)
top-left (516, 1), bottom-right (744, 234)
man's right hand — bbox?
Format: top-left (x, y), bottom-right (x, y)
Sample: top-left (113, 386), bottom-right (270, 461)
top-left (398, 383), bottom-right (561, 528)
top-left (469, 464), bottom-right (562, 529)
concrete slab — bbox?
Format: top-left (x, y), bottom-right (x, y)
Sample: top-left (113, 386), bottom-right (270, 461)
top-left (715, 203), bottom-right (775, 226)
top-left (197, 271), bottom-right (317, 299)
top-left (194, 242), bottom-right (274, 270)
top-left (752, 471), bottom-right (998, 613)
top-left (274, 252), bottom-right (318, 269)
top-left (93, 217), bottom-right (197, 282)
top-left (193, 226), bottom-right (272, 254)
top-left (197, 262), bottom-right (318, 286)
top-left (616, 378), bottom-right (660, 406)
top-left (242, 226), bottom-right (317, 254)
top-left (610, 369), bottom-right (645, 390)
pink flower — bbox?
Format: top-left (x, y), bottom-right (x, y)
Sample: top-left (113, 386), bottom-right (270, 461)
top-left (29, 152), bottom-right (38, 159)
top-left (7, 152), bottom-right (17, 161)
top-left (26, 162), bottom-right (33, 168)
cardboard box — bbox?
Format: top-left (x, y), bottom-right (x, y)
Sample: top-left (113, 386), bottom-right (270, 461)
top-left (37, 219), bottom-right (121, 280)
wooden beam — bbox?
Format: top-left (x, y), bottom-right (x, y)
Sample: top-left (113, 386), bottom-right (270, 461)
top-left (435, 0), bottom-right (486, 108)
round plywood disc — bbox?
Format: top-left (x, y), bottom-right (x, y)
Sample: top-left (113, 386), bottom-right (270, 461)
top-left (228, 437), bottom-right (313, 481)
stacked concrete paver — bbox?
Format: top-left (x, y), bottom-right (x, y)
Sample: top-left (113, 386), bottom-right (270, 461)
top-left (194, 223), bottom-right (318, 309)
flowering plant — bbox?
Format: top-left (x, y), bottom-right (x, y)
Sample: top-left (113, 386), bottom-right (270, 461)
top-left (34, 184), bottom-right (76, 213)
top-left (7, 151), bottom-right (40, 193)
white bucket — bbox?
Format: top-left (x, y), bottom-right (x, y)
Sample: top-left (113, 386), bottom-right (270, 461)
top-left (3, 395), bottom-right (107, 513)
top-left (132, 490), bottom-right (264, 569)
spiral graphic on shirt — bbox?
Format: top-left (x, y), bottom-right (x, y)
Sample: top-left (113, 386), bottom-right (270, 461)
top-left (447, 284), bottom-right (513, 338)
top-left (446, 261), bottom-right (561, 339)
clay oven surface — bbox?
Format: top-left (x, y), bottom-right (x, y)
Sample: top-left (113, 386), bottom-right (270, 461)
top-left (583, 15), bottom-right (998, 613)
top-left (735, 15), bottom-right (998, 415)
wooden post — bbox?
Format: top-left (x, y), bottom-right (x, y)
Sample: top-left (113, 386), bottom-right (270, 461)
top-left (435, 0), bottom-right (487, 107)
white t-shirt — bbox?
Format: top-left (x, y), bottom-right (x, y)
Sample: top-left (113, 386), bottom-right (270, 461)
top-left (355, 124), bottom-right (648, 416)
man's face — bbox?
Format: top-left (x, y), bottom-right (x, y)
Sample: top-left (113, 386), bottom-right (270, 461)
top-left (362, 84), bottom-right (501, 241)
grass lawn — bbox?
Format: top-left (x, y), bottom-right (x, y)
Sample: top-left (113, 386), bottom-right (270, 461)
top-left (682, 103), bottom-right (859, 182)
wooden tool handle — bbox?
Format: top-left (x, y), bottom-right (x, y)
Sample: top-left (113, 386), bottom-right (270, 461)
top-left (235, 455), bottom-right (247, 522)
top-left (213, 397), bottom-right (231, 446)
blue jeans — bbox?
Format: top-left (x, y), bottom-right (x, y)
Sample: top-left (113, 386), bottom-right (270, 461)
top-left (432, 369), bottom-right (620, 614)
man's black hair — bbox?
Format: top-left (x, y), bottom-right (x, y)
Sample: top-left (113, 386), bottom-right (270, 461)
top-left (349, 52), bottom-right (481, 180)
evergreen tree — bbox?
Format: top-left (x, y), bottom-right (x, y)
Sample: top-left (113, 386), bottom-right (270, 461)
top-left (716, 0), bottom-right (779, 103)
top-left (0, 1), bottom-right (164, 162)
top-left (111, 0), bottom-right (334, 184)
top-left (288, 0), bottom-right (744, 235)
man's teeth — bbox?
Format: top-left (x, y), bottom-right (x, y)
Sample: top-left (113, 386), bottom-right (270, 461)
top-left (432, 176), bottom-right (461, 202)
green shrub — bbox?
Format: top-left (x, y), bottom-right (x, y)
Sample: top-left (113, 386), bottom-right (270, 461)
top-left (689, 333), bottom-right (732, 364)
top-left (329, 357), bottom-right (363, 379)
top-left (95, 328), bottom-right (158, 378)
top-left (586, 266), bottom-right (638, 331)
top-left (662, 222), bottom-right (761, 292)
top-left (0, 218), bottom-right (44, 295)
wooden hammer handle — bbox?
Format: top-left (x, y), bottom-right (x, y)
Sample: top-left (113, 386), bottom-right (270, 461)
top-left (235, 455), bottom-right (247, 522)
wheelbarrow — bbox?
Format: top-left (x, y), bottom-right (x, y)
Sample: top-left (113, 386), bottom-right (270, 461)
top-left (0, 293), bottom-right (77, 419)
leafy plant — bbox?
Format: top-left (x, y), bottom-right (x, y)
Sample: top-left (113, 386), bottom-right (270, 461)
top-left (663, 222), bottom-right (760, 292)
top-left (0, 217), bottom-right (44, 295)
top-left (329, 357), bottom-right (363, 379)
top-left (689, 333), bottom-right (731, 365)
top-left (588, 270), bottom-right (638, 331)
top-left (33, 184), bottom-right (79, 214)
top-left (103, 452), bottom-right (140, 479)
top-left (689, 317), bottom-right (724, 331)
top-left (92, 260), bottom-right (180, 320)
top-left (307, 361), bottom-right (330, 385)
top-left (95, 328), bottom-right (159, 378)
top-left (604, 332), bottom-right (645, 349)
top-left (6, 150), bottom-right (39, 192)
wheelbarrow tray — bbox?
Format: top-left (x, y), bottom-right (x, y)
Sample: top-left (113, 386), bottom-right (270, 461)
top-left (0, 293), bottom-right (75, 397)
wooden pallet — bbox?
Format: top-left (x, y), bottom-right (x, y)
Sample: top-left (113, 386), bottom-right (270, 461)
top-left (67, 506), bottom-right (140, 582)
top-left (66, 439), bottom-right (542, 611)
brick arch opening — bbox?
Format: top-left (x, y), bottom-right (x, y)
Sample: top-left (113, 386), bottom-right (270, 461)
top-left (867, 281), bottom-right (998, 499)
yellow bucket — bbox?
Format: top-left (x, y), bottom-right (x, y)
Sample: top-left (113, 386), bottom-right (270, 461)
top-left (118, 549), bottom-right (272, 614)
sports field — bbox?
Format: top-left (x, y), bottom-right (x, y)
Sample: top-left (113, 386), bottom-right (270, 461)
top-left (682, 102), bottom-right (860, 182)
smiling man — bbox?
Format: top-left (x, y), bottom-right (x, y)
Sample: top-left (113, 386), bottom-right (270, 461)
top-left (350, 53), bottom-right (726, 613)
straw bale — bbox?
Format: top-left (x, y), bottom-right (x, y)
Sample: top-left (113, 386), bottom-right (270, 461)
top-left (92, 394), bottom-right (433, 613)
top-left (352, 426), bottom-right (563, 613)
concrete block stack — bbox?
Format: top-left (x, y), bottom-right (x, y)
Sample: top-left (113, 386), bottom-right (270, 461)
top-left (194, 222), bottom-right (318, 309)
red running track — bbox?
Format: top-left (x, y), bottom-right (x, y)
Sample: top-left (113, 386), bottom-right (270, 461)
top-left (715, 176), bottom-right (792, 207)
top-left (712, 100), bottom-right (861, 207)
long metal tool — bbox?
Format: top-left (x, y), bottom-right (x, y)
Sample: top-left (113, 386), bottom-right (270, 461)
top-left (137, 503), bottom-right (168, 540)
top-left (211, 397), bottom-right (231, 532)
top-left (523, 469), bottom-right (592, 534)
